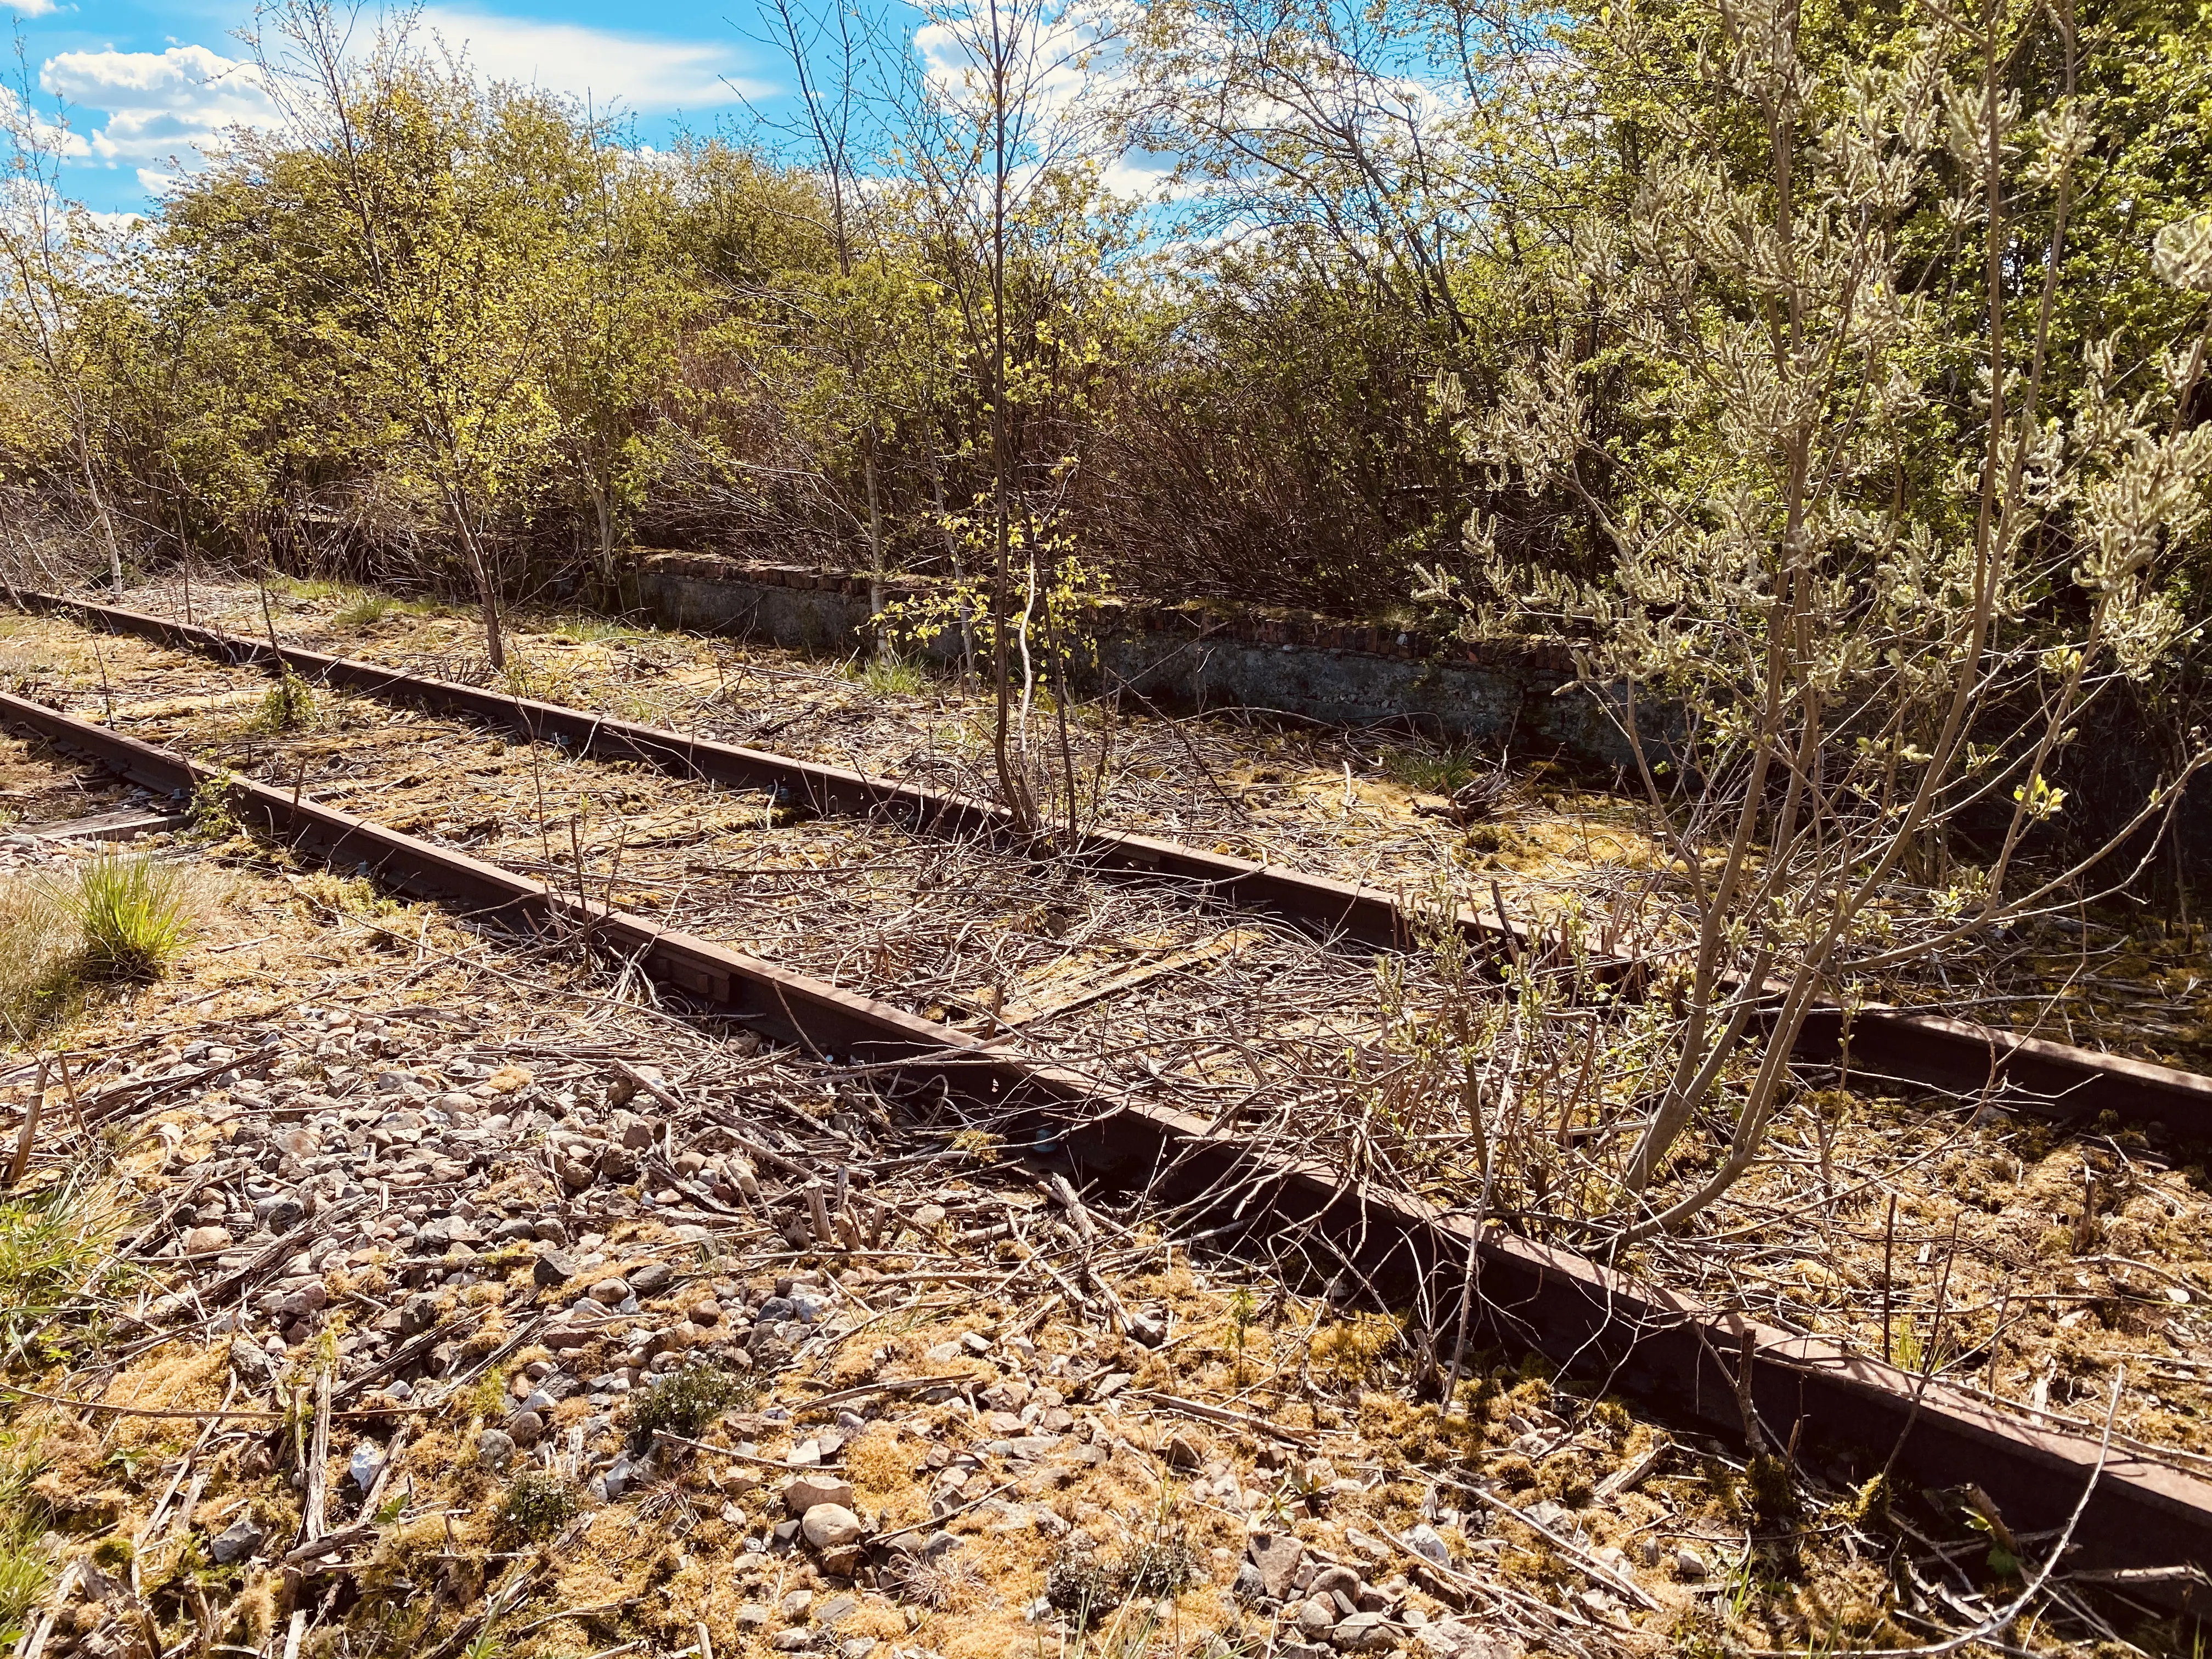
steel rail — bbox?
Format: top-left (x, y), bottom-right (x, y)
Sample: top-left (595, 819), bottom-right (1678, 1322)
top-left (3, 686), bottom-right (2208, 1612)
top-left (19, 589), bottom-right (2212, 1146)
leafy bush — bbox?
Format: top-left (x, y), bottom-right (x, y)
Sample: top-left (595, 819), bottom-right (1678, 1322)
top-left (247, 669), bottom-right (317, 732)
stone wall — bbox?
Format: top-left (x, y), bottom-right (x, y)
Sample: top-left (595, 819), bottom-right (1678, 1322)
top-left (633, 553), bottom-right (1642, 770)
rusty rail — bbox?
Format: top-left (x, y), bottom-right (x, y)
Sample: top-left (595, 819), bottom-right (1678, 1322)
top-left (3, 685), bottom-right (2209, 1611)
top-left (19, 589), bottom-right (2212, 1147)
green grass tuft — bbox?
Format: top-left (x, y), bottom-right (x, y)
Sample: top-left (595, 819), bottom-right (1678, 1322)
top-left (332, 589), bottom-right (396, 627)
top-left (0, 1438), bottom-right (54, 1648)
top-left (847, 653), bottom-right (927, 697)
top-left (52, 853), bottom-right (195, 983)
top-left (493, 1469), bottom-right (583, 1542)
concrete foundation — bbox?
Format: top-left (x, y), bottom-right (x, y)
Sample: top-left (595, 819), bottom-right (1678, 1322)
top-left (634, 553), bottom-right (1641, 770)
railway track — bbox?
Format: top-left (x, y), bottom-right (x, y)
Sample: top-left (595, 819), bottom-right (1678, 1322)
top-left (17, 588), bottom-right (2212, 1149)
top-left (5, 682), bottom-right (2211, 1617)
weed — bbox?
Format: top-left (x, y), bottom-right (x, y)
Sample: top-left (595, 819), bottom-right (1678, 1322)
top-left (627, 1363), bottom-right (755, 1451)
top-left (1382, 744), bottom-right (1487, 797)
top-left (550, 615), bottom-right (632, 645)
top-left (0, 881), bottom-right (77, 1037)
top-left (1043, 1545), bottom-right (1122, 1626)
top-left (0, 1175), bottom-right (124, 1352)
top-left (494, 1470), bottom-right (583, 1542)
top-left (50, 853), bottom-right (194, 982)
top-left (1119, 1523), bottom-right (1199, 1598)
top-left (0, 1438), bottom-right (53, 1647)
top-left (333, 590), bottom-right (396, 628)
top-left (187, 774), bottom-right (242, 840)
top-left (247, 670), bottom-right (317, 732)
top-left (266, 574), bottom-right (345, 603)
top-left (846, 654), bottom-right (927, 697)
top-left (498, 655), bottom-right (577, 704)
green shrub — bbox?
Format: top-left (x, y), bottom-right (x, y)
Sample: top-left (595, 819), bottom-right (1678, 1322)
top-left (247, 670), bottom-right (317, 732)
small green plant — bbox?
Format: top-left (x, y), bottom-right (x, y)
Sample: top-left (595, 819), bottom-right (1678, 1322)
top-left (1381, 744), bottom-right (1488, 797)
top-left (494, 1470), bottom-right (583, 1542)
top-left (52, 853), bottom-right (194, 981)
top-left (627, 1363), bottom-right (755, 1452)
top-left (551, 614), bottom-right (631, 645)
top-left (247, 669), bottom-right (317, 732)
top-left (846, 653), bottom-right (927, 697)
top-left (1043, 1544), bottom-right (1122, 1626)
top-left (333, 589), bottom-right (396, 627)
top-left (1119, 1527), bottom-right (1199, 1598)
top-left (1229, 1286), bottom-right (1256, 1351)
top-left (187, 774), bottom-right (242, 840)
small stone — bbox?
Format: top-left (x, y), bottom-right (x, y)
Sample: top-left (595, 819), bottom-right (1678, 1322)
top-left (508, 1410), bottom-right (546, 1448)
top-left (210, 1520), bottom-right (266, 1565)
top-left (736, 1604), bottom-right (772, 1633)
top-left (960, 1331), bottom-right (992, 1355)
top-left (770, 1631), bottom-right (816, 1652)
top-left (783, 1474), bottom-right (856, 1514)
top-left (1126, 1310), bottom-right (1167, 1347)
top-left (475, 1429), bottom-right (516, 1469)
top-left (1308, 1567), bottom-right (1359, 1602)
top-left (690, 1298), bottom-right (723, 1324)
top-left (183, 1225), bottom-right (232, 1254)
top-left (802, 1503), bottom-right (864, 1549)
top-left (912, 1204), bottom-right (946, 1230)
top-left (816, 1594), bottom-right (859, 1626)
top-left (779, 1589), bottom-right (815, 1621)
top-left (1330, 1612), bottom-right (1400, 1652)
top-left (1405, 1523), bottom-right (1450, 1567)
top-left (1413, 1620), bottom-right (1519, 1659)
top-left (588, 1278), bottom-right (629, 1305)
top-left (838, 1640), bottom-right (877, 1659)
top-left (255, 1195), bottom-right (306, 1233)
top-left (1673, 1547), bottom-right (1708, 1582)
top-left (1295, 1597), bottom-right (1338, 1639)
top-left (534, 1249), bottom-right (579, 1288)
top-left (1246, 1531), bottom-right (1306, 1600)
top-left (347, 1442), bottom-right (385, 1492)
top-left (1232, 1562), bottom-right (1269, 1605)
top-left (628, 1262), bottom-right (674, 1295)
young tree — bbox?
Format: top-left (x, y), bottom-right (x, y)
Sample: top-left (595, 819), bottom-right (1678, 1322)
top-left (1427, 0), bottom-right (2212, 1239)
top-left (0, 48), bottom-right (132, 589)
top-left (898, 0), bottom-right (1126, 835)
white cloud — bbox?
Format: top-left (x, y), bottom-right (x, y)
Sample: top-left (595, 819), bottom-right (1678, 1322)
top-left (9, 0), bottom-right (61, 18)
top-left (40, 44), bottom-right (273, 165)
top-left (417, 9), bottom-right (768, 110)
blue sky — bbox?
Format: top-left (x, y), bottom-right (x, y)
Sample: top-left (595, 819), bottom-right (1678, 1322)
top-left (9, 0), bottom-right (795, 212)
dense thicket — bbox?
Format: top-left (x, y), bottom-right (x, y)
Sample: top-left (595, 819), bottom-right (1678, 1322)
top-left (2, 0), bottom-right (2209, 633)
